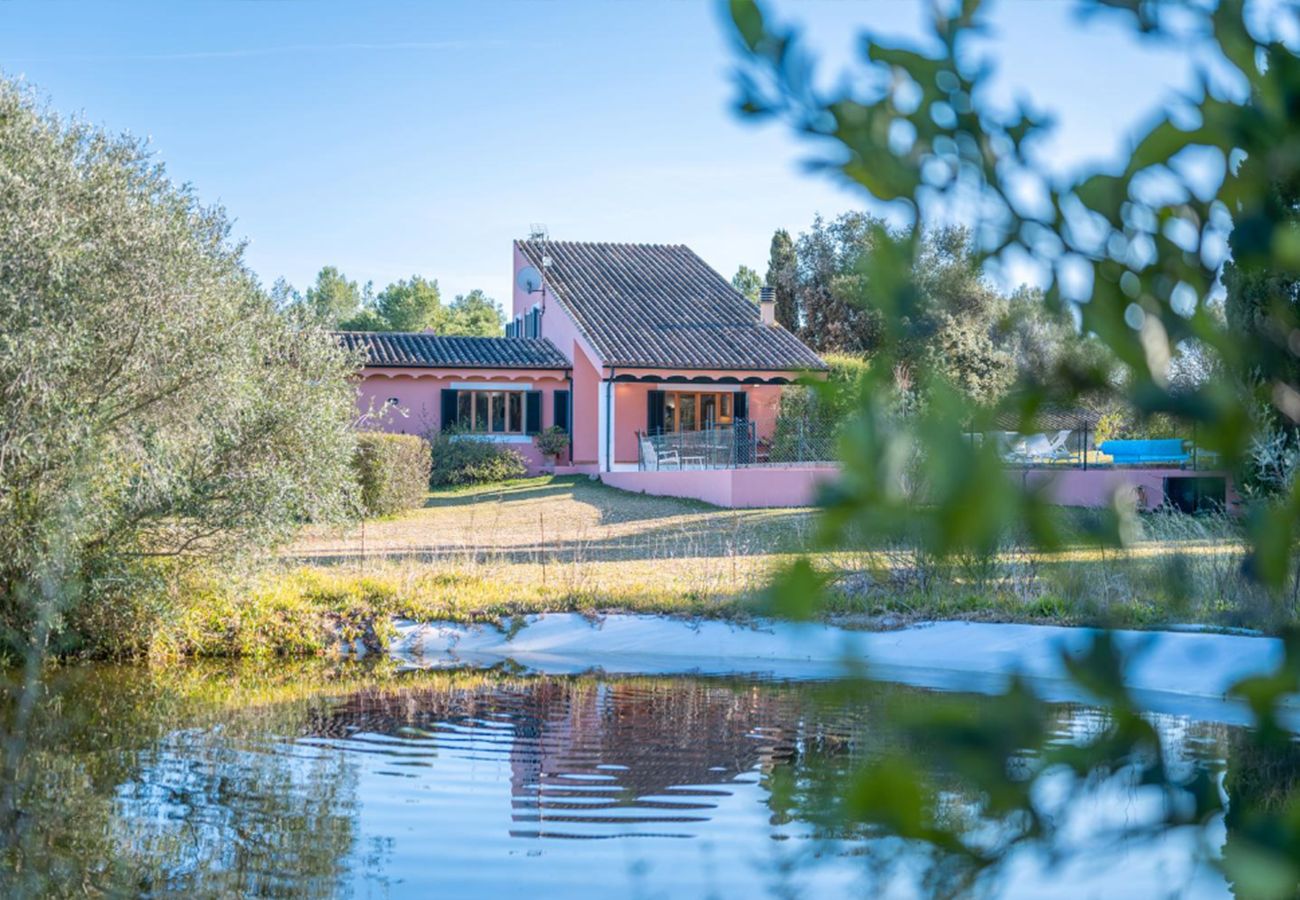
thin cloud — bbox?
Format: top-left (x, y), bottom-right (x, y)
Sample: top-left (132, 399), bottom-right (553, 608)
top-left (7, 39), bottom-right (510, 64)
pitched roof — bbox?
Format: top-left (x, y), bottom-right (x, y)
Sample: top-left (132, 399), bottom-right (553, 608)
top-left (336, 332), bottom-right (570, 370)
top-left (517, 240), bottom-right (826, 371)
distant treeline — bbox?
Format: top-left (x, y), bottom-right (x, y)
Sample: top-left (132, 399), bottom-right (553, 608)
top-left (732, 213), bottom-right (1107, 407)
top-left (276, 267), bottom-right (505, 336)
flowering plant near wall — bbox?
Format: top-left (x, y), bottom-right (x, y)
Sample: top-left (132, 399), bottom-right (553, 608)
top-left (534, 427), bottom-right (570, 465)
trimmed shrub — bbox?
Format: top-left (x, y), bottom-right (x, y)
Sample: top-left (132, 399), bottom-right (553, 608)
top-left (353, 432), bottom-right (432, 516)
top-left (429, 428), bottom-right (528, 486)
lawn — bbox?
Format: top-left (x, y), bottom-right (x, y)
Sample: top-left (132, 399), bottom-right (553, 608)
top-left (287, 476), bottom-right (816, 619)
top-left (279, 475), bottom-right (1268, 634)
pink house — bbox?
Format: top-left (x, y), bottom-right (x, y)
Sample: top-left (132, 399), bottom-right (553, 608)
top-left (339, 239), bottom-right (1235, 512)
top-left (342, 239), bottom-right (833, 506)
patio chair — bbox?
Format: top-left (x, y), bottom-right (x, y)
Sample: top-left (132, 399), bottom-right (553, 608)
top-left (1029, 429), bottom-right (1074, 461)
top-left (1007, 430), bottom-right (1074, 464)
top-left (640, 437), bottom-right (680, 471)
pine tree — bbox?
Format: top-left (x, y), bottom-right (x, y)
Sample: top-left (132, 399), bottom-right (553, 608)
top-left (766, 229), bottom-right (799, 331)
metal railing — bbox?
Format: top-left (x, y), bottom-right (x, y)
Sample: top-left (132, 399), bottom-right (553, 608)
top-left (636, 420), bottom-right (839, 471)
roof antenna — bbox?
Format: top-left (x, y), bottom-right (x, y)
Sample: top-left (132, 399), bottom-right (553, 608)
top-left (526, 224), bottom-right (551, 320)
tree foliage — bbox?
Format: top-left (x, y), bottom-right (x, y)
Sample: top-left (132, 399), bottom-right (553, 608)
top-left (302, 266), bottom-right (367, 326)
top-left (0, 77), bottom-right (359, 653)
top-left (441, 289), bottom-right (505, 337)
top-left (794, 212), bottom-right (885, 353)
top-left (731, 264), bottom-right (763, 301)
top-left (766, 227), bottom-right (800, 330)
top-left (782, 217), bottom-right (1051, 407)
top-left (728, 0), bottom-right (1300, 892)
top-left (372, 275), bottom-right (442, 332)
top-left (300, 272), bottom-right (504, 336)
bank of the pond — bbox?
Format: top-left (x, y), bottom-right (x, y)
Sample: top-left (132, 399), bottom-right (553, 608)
top-left (71, 477), bottom-right (1270, 660)
top-left (120, 559), bottom-right (1265, 662)
top-left (391, 613), bottom-right (1295, 728)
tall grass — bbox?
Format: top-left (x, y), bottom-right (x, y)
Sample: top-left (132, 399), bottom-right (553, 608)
top-left (63, 490), bottom-right (1289, 661)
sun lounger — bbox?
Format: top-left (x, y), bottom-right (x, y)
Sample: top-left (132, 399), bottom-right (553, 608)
top-left (1097, 439), bottom-right (1189, 466)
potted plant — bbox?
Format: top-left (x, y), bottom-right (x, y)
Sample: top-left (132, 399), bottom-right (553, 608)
top-left (534, 426), bottom-right (569, 472)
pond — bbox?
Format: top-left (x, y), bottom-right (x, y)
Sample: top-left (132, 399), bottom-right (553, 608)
top-left (0, 661), bottom-right (1267, 898)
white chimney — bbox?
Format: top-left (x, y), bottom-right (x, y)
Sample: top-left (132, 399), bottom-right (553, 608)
top-left (759, 285), bottom-right (775, 326)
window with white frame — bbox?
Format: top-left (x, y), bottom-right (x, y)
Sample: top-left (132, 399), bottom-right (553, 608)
top-left (456, 389), bottom-right (525, 434)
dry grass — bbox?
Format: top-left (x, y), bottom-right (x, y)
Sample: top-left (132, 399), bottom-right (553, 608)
top-left (288, 476), bottom-right (815, 617)
top-left (278, 476), bottom-right (1279, 635)
top-left (292, 475), bottom-right (816, 564)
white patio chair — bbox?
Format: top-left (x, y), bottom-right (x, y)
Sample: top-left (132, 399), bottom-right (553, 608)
top-left (641, 437), bottom-right (680, 470)
top-left (1003, 434), bottom-right (1032, 464)
top-left (1021, 430), bottom-right (1075, 463)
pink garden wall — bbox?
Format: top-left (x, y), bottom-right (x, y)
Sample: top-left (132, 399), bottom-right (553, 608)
top-left (604, 465), bottom-right (1236, 512)
top-left (602, 465), bottom-right (839, 508)
top-left (1018, 467), bottom-right (1238, 511)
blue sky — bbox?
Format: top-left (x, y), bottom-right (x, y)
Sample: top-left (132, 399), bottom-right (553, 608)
top-left (2, 1), bottom-right (1213, 305)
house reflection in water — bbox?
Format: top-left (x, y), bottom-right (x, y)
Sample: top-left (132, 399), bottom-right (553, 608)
top-left (305, 675), bottom-right (861, 840)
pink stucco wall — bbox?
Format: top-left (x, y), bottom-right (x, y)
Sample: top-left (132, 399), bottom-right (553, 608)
top-left (1018, 467), bottom-right (1237, 511)
top-left (513, 243), bottom-right (606, 466)
top-left (570, 351), bottom-right (601, 466)
top-left (355, 366), bottom-right (570, 473)
top-left (602, 465), bottom-right (838, 508)
top-left (605, 465), bottom-right (1236, 512)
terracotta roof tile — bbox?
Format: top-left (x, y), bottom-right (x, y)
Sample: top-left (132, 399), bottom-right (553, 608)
top-left (336, 332), bottom-right (569, 370)
top-left (518, 240), bottom-right (826, 371)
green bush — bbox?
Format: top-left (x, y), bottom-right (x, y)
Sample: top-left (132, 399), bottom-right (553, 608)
top-left (353, 432), bottom-right (432, 516)
top-left (428, 428), bottom-right (528, 486)
top-left (822, 352), bottom-right (871, 392)
top-left (0, 78), bottom-right (360, 656)
top-left (1092, 406), bottom-right (1182, 444)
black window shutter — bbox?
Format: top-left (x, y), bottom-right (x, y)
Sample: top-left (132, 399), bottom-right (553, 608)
top-left (647, 390), bottom-right (665, 434)
top-left (553, 390), bottom-right (570, 434)
top-left (525, 391), bottom-right (542, 434)
top-left (733, 391), bottom-right (748, 420)
top-left (440, 389), bottom-right (458, 429)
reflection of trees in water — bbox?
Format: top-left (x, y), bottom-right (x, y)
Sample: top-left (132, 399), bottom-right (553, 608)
top-left (1, 664), bottom-right (361, 898)
top-left (762, 700), bottom-right (1236, 898)
top-left (115, 732), bottom-right (359, 897)
top-left (3, 663), bottom-right (1275, 898)
top-left (1222, 730), bottom-right (1300, 899)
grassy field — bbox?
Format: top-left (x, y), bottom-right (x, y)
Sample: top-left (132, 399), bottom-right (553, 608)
top-left (273, 475), bottom-right (1272, 636)
top-left (287, 475), bottom-right (813, 619)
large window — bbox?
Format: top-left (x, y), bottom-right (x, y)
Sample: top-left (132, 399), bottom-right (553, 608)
top-left (663, 391), bottom-right (733, 433)
top-left (457, 389), bottom-right (524, 433)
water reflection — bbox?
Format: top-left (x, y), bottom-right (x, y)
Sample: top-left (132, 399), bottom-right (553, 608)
top-left (302, 678), bottom-right (858, 841)
top-left (0, 663), bottom-right (1271, 898)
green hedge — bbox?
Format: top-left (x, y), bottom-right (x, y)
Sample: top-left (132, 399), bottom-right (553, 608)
top-left (429, 428), bottom-right (528, 486)
top-left (353, 432), bottom-right (432, 517)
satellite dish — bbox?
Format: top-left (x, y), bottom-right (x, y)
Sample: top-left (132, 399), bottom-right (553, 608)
top-left (516, 265), bottom-right (543, 293)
